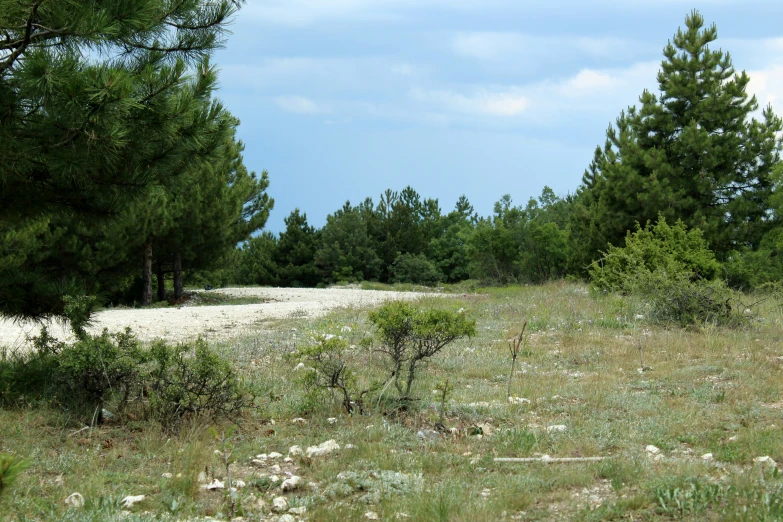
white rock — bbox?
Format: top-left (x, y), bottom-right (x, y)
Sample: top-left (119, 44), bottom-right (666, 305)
top-left (284, 457), bottom-right (294, 463)
top-left (291, 418), bottom-right (308, 425)
top-left (305, 439), bottom-right (340, 458)
top-left (202, 479), bottom-right (225, 490)
top-left (272, 496), bottom-right (289, 513)
top-left (345, 444), bottom-right (356, 450)
top-left (508, 396), bottom-right (531, 405)
top-left (277, 515), bottom-right (296, 522)
top-left (546, 425), bottom-right (567, 433)
top-left (327, 417), bottom-right (338, 424)
top-left (645, 445), bottom-right (661, 455)
top-left (270, 464), bottom-right (282, 473)
top-left (121, 495), bottom-right (145, 508)
top-left (754, 456), bottom-right (777, 466)
top-left (288, 445), bottom-right (304, 457)
top-left (289, 506), bottom-right (307, 515)
top-left (294, 362), bottom-right (306, 371)
top-left (281, 476), bottom-right (302, 492)
top-left (728, 435), bottom-right (738, 442)
top-left (197, 471), bottom-right (209, 483)
top-left (701, 453), bottom-right (714, 461)
top-left (341, 326), bottom-right (352, 333)
top-left (64, 492), bottom-right (85, 508)
top-left (161, 473), bottom-right (173, 479)
top-left (635, 314), bottom-right (645, 320)
top-left (251, 459), bottom-right (267, 467)
top-left (365, 512), bottom-right (380, 520)
top-left (268, 452), bottom-right (283, 459)
top-left (270, 475), bottom-right (281, 483)
top-left (234, 479), bottom-right (246, 489)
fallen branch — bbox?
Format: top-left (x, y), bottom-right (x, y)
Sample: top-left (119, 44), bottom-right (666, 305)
top-left (494, 456), bottom-right (609, 463)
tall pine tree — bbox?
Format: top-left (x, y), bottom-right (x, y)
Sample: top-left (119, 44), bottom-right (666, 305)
top-left (583, 11), bottom-right (782, 259)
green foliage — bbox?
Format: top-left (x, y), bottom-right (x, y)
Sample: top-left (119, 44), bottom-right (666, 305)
top-left (0, 453), bottom-right (28, 499)
top-left (275, 209), bottom-right (321, 287)
top-left (581, 11), bottom-right (782, 259)
top-left (147, 339), bottom-right (251, 425)
top-left (316, 204), bottom-right (382, 284)
top-left (628, 269), bottom-right (741, 327)
top-left (589, 217), bottom-right (741, 326)
top-left (0, 329), bottom-right (249, 426)
top-left (368, 302), bottom-right (476, 398)
top-left (57, 329), bottom-right (144, 420)
top-left (391, 253), bottom-right (443, 286)
top-left (297, 336), bottom-right (358, 414)
top-left (589, 216), bottom-right (721, 292)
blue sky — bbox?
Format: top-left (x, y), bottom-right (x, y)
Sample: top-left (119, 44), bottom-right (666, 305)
top-left (213, 1), bottom-right (783, 233)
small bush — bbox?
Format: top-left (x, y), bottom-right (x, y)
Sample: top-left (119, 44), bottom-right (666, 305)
top-left (628, 270), bottom-right (742, 327)
top-left (57, 329), bottom-right (143, 421)
top-left (368, 302), bottom-right (475, 399)
top-left (589, 216), bottom-right (744, 326)
top-left (589, 216), bottom-right (721, 293)
top-left (391, 253), bottom-right (444, 286)
top-left (297, 336), bottom-right (358, 414)
top-left (0, 330), bottom-right (250, 426)
top-left (146, 339), bottom-right (251, 425)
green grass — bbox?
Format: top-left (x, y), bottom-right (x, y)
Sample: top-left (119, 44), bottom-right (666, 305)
top-left (2, 280), bottom-right (783, 520)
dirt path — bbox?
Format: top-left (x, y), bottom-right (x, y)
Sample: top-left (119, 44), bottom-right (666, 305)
top-left (0, 287), bottom-right (436, 348)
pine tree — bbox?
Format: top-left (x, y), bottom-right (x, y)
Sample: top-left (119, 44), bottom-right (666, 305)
top-left (583, 11), bottom-right (782, 259)
top-left (0, 0), bottom-right (242, 318)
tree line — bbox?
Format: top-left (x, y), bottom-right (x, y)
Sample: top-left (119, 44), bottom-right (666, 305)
top-left (226, 12), bottom-right (782, 292)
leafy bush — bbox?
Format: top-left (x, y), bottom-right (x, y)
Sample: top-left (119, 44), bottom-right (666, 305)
top-left (589, 217), bottom-right (743, 326)
top-left (368, 302), bottom-right (475, 398)
top-left (390, 253), bottom-right (443, 286)
top-left (146, 339), bottom-right (251, 425)
top-left (589, 216), bottom-right (721, 292)
top-left (0, 330), bottom-right (250, 426)
top-left (628, 270), bottom-right (741, 327)
top-left (297, 336), bottom-right (359, 414)
top-left (57, 329), bottom-right (143, 422)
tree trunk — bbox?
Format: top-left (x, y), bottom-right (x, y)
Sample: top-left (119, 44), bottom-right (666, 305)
top-left (141, 238), bottom-right (153, 306)
top-left (157, 258), bottom-right (166, 302)
top-left (174, 250), bottom-right (183, 300)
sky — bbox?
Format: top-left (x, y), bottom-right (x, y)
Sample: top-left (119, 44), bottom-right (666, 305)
top-left (212, 1), bottom-right (783, 234)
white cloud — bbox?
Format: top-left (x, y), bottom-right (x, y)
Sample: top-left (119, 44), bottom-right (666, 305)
top-left (452, 32), bottom-right (635, 62)
top-left (748, 65), bottom-right (783, 114)
top-left (411, 88), bottom-right (528, 116)
top-left (275, 95), bottom-right (324, 114)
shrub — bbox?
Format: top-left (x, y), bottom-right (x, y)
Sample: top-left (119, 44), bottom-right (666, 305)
top-left (589, 216), bottom-right (743, 326)
top-left (589, 216), bottom-right (721, 293)
top-left (628, 270), bottom-right (741, 327)
top-left (57, 329), bottom-right (143, 422)
top-left (368, 302), bottom-right (475, 398)
top-left (297, 336), bottom-right (358, 414)
top-left (146, 339), bottom-right (251, 425)
top-left (0, 330), bottom-right (251, 426)
top-left (391, 253), bottom-right (443, 286)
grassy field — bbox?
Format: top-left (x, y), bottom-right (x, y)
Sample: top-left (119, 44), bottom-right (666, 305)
top-left (2, 281), bottom-right (783, 521)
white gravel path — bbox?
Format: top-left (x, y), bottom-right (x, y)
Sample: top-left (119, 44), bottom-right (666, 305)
top-left (0, 287), bottom-right (436, 348)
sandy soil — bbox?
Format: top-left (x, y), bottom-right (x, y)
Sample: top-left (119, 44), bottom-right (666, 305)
top-left (0, 287), bottom-right (436, 349)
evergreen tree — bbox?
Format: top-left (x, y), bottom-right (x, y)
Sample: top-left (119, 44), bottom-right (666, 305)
top-left (583, 11), bottom-right (782, 259)
top-left (274, 210), bottom-right (320, 287)
top-left (315, 203), bottom-right (382, 283)
top-left (0, 0), bottom-right (242, 318)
